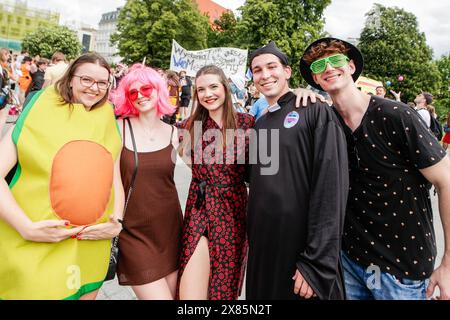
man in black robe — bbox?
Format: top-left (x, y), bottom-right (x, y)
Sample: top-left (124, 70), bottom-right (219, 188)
top-left (246, 42), bottom-right (349, 300)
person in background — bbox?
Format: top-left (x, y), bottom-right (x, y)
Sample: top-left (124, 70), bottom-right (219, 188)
top-left (113, 63), bottom-right (127, 89)
top-left (18, 56), bottom-right (32, 106)
top-left (414, 92), bottom-right (434, 128)
top-left (442, 113), bottom-right (450, 151)
top-left (166, 70), bottom-right (181, 124)
top-left (178, 70), bottom-right (192, 120)
top-left (248, 95), bottom-right (269, 121)
top-left (42, 51), bottom-right (68, 88)
top-left (375, 86), bottom-right (386, 98)
top-left (26, 59), bottom-right (48, 98)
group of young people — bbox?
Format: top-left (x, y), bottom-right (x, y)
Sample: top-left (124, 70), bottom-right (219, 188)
top-left (0, 36), bottom-right (449, 301)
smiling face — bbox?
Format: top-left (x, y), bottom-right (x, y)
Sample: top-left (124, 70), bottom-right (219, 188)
top-left (311, 53), bottom-right (356, 93)
top-left (128, 81), bottom-right (157, 114)
top-left (195, 73), bottom-right (226, 113)
top-left (376, 86), bottom-right (386, 97)
top-left (251, 53), bottom-right (291, 105)
top-left (70, 62), bottom-right (110, 109)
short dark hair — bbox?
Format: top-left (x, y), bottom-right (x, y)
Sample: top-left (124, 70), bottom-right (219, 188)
top-left (422, 92), bottom-right (433, 105)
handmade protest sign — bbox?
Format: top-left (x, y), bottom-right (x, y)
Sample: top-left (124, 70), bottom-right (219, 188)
top-left (170, 40), bottom-right (248, 79)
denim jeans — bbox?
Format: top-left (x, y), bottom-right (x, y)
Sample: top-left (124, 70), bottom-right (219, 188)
top-left (341, 251), bottom-right (429, 300)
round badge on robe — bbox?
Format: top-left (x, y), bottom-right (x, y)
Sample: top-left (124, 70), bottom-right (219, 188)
top-left (284, 111), bottom-right (299, 128)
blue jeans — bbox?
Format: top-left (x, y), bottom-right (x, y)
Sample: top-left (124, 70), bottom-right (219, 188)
top-left (341, 251), bottom-right (429, 300)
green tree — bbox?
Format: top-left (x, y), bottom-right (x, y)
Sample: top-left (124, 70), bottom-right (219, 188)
top-left (21, 25), bottom-right (82, 60)
top-left (111, 0), bottom-right (209, 68)
top-left (235, 0), bottom-right (331, 86)
top-left (433, 54), bottom-right (450, 121)
top-left (207, 11), bottom-right (239, 48)
top-left (358, 4), bottom-right (441, 104)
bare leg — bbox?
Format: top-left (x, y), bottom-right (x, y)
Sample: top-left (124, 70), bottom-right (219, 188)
top-left (166, 270), bottom-right (178, 299)
top-left (79, 289), bottom-right (99, 300)
top-left (132, 270), bottom-right (178, 300)
top-left (179, 236), bottom-right (210, 300)
top-left (443, 142), bottom-right (448, 151)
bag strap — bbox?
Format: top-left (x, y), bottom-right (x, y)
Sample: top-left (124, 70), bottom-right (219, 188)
top-left (112, 117), bottom-right (138, 247)
top-left (123, 117), bottom-right (139, 215)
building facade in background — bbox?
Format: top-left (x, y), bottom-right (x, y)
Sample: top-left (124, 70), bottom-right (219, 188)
top-left (95, 7), bottom-right (121, 65)
top-left (195, 0), bottom-right (229, 25)
top-left (64, 20), bottom-right (97, 53)
top-left (0, 0), bottom-right (59, 51)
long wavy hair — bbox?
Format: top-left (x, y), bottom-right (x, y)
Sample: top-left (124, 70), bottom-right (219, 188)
top-left (111, 63), bottom-right (175, 118)
top-left (55, 52), bottom-right (111, 110)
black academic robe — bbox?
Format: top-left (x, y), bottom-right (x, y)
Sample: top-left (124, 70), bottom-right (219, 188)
top-left (246, 92), bottom-right (349, 300)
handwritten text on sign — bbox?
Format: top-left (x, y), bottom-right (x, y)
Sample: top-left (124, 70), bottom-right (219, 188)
top-left (170, 40), bottom-right (248, 79)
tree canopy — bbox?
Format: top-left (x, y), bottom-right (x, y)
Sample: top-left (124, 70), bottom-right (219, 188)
top-left (21, 25), bottom-right (81, 60)
top-left (433, 54), bottom-right (450, 120)
top-left (207, 11), bottom-right (239, 49)
top-left (235, 0), bottom-right (331, 86)
top-left (358, 4), bottom-right (441, 104)
top-left (111, 0), bottom-right (210, 68)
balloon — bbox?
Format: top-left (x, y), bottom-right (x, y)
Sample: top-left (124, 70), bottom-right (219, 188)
top-left (398, 75), bottom-right (404, 81)
top-left (386, 81), bottom-right (392, 86)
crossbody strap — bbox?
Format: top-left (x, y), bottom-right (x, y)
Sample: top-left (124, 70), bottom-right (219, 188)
top-left (112, 117), bottom-right (138, 247)
top-left (123, 117), bottom-right (139, 214)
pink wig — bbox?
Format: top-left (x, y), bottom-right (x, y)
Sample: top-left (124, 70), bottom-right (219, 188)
top-left (111, 64), bottom-right (175, 118)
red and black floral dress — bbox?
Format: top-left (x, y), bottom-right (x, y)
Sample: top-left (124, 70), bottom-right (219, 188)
top-left (176, 112), bottom-right (255, 300)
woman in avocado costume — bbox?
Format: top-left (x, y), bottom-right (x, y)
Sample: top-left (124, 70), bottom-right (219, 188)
top-left (0, 53), bottom-right (124, 300)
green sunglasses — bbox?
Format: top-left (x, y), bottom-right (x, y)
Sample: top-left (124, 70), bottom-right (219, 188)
top-left (310, 54), bottom-right (350, 74)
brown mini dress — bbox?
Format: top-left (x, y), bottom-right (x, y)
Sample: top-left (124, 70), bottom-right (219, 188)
top-left (117, 123), bottom-right (183, 286)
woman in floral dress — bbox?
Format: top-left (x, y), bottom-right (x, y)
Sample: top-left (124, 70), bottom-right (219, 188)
top-left (176, 65), bottom-right (254, 300)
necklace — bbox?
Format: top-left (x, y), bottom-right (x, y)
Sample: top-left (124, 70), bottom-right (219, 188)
top-left (148, 126), bottom-right (160, 142)
top-left (136, 118), bottom-right (158, 142)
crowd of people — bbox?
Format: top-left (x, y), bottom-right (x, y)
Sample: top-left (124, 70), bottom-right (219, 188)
top-left (0, 38), bottom-right (449, 301)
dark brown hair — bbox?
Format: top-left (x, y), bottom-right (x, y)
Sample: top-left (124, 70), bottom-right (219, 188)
top-left (303, 40), bottom-right (350, 65)
top-left (187, 65), bottom-right (237, 140)
top-left (55, 52), bottom-right (111, 110)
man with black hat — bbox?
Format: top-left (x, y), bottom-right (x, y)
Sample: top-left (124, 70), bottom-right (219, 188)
top-left (300, 37), bottom-right (450, 300)
top-left (246, 41), bottom-right (349, 300)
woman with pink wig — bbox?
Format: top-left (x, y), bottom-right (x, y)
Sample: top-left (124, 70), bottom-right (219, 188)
top-left (111, 64), bottom-right (183, 300)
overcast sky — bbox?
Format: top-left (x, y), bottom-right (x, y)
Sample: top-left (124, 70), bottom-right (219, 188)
top-left (26, 0), bottom-right (449, 58)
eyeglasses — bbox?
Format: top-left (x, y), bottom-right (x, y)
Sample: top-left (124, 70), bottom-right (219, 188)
top-left (73, 75), bottom-right (110, 90)
top-left (310, 54), bottom-right (350, 74)
top-left (127, 85), bottom-right (154, 102)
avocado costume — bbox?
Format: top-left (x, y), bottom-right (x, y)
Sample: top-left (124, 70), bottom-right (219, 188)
top-left (0, 86), bottom-right (121, 299)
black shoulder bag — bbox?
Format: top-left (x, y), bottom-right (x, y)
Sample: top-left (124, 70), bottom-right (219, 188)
top-left (105, 117), bottom-right (139, 281)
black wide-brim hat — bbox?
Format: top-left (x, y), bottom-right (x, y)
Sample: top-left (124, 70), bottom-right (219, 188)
top-left (300, 37), bottom-right (364, 91)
